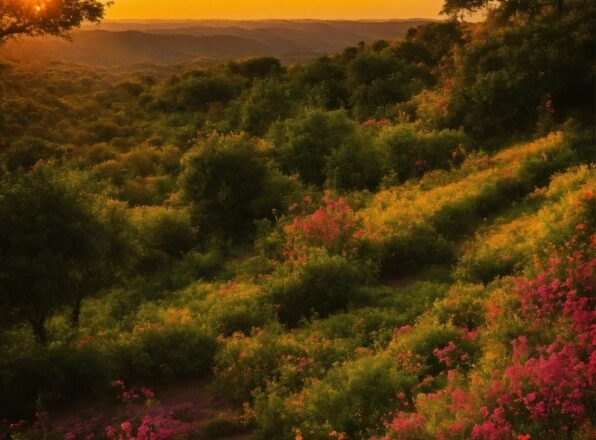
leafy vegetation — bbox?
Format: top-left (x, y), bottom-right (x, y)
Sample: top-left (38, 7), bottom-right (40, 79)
top-left (0, 0), bottom-right (594, 438)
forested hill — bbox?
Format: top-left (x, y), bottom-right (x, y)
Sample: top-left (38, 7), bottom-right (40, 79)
top-left (0, 19), bottom-right (431, 67)
top-left (0, 1), bottom-right (594, 439)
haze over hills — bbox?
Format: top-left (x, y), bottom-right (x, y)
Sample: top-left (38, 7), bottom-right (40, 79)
top-left (0, 19), bottom-right (431, 68)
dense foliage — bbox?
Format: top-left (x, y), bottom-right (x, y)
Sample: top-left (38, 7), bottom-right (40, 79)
top-left (0, 0), bottom-right (109, 41)
top-left (0, 0), bottom-right (594, 438)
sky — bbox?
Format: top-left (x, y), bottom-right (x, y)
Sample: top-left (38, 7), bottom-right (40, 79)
top-left (105, 0), bottom-right (449, 20)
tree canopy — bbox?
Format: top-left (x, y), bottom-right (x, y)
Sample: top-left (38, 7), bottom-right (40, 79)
top-left (0, 164), bottom-right (131, 343)
top-left (442, 0), bottom-right (589, 20)
top-left (0, 0), bottom-right (110, 42)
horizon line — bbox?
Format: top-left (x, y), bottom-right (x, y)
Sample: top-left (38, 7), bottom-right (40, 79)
top-left (99, 17), bottom-right (440, 22)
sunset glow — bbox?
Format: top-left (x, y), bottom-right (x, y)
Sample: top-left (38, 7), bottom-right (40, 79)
top-left (106, 0), bottom-right (447, 20)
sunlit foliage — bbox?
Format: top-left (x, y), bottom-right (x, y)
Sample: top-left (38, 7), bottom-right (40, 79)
top-left (0, 0), bottom-right (594, 436)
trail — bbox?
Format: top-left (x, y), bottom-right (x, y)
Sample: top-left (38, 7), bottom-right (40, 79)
top-left (49, 379), bottom-right (250, 439)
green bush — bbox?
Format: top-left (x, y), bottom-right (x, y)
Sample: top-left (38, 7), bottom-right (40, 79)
top-left (132, 206), bottom-right (197, 272)
top-left (432, 284), bottom-right (486, 330)
top-left (270, 108), bottom-right (357, 186)
top-left (0, 346), bottom-right (113, 419)
top-left (253, 354), bottom-right (417, 439)
top-left (308, 307), bottom-right (413, 348)
top-left (324, 132), bottom-right (385, 191)
top-left (0, 136), bottom-right (65, 170)
top-left (376, 124), bottom-right (469, 182)
top-left (179, 134), bottom-right (281, 241)
top-left (206, 284), bottom-right (275, 336)
top-left (112, 325), bottom-right (218, 384)
top-left (214, 325), bottom-right (305, 403)
top-left (372, 226), bottom-right (456, 277)
top-left (266, 253), bottom-right (371, 327)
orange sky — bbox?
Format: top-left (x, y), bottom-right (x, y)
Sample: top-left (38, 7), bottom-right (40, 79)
top-left (106, 0), bottom-right (449, 20)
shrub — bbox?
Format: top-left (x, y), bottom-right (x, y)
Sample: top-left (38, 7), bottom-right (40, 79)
top-left (214, 325), bottom-right (305, 403)
top-left (253, 354), bottom-right (417, 439)
top-left (206, 283), bottom-right (274, 336)
top-left (324, 132), bottom-right (385, 191)
top-left (112, 325), bottom-right (218, 384)
top-left (266, 252), bottom-right (371, 327)
top-left (270, 109), bottom-right (357, 186)
top-left (0, 136), bottom-right (65, 170)
top-left (375, 226), bottom-right (456, 276)
top-left (132, 206), bottom-right (197, 272)
top-left (283, 195), bottom-right (366, 259)
top-left (179, 134), bottom-right (277, 241)
top-left (386, 234), bottom-right (596, 440)
top-left (376, 124), bottom-right (469, 183)
top-left (104, 413), bottom-right (191, 439)
top-left (366, 281), bottom-right (451, 320)
top-left (0, 346), bottom-right (113, 419)
top-left (456, 166), bottom-right (595, 282)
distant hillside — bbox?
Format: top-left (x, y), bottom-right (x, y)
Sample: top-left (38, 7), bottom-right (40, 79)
top-left (0, 19), bottom-right (431, 67)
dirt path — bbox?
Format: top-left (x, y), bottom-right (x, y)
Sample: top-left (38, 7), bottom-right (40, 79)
top-left (385, 274), bottom-right (418, 290)
top-left (48, 379), bottom-right (251, 439)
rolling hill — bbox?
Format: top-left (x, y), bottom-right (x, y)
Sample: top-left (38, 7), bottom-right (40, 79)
top-left (0, 19), bottom-right (431, 67)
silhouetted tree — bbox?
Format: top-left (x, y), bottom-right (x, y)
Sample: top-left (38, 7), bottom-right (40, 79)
top-left (442, 0), bottom-right (588, 20)
top-left (0, 0), bottom-right (110, 42)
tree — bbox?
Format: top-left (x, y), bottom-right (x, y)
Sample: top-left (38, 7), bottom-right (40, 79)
top-left (228, 57), bottom-right (285, 80)
top-left (179, 134), bottom-right (272, 241)
top-left (441, 0), bottom-right (486, 15)
top-left (240, 79), bottom-right (291, 136)
top-left (294, 56), bottom-right (349, 110)
top-left (324, 132), bottom-right (384, 192)
top-left (0, 0), bottom-right (110, 42)
top-left (444, 2), bottom-right (595, 142)
top-left (269, 109), bottom-right (356, 186)
top-left (403, 21), bottom-right (463, 65)
top-left (442, 0), bottom-right (589, 20)
top-left (0, 164), bottom-right (131, 343)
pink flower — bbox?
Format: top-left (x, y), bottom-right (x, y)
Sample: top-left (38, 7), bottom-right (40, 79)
top-left (120, 421), bottom-right (132, 433)
top-left (141, 387), bottom-right (155, 400)
top-left (105, 426), bottom-right (117, 439)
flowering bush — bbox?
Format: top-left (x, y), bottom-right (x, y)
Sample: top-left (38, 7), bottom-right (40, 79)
top-left (284, 195), bottom-right (367, 260)
top-left (213, 322), bottom-right (357, 405)
top-left (386, 234), bottom-right (596, 440)
top-left (112, 380), bottom-right (156, 404)
top-left (105, 413), bottom-right (191, 440)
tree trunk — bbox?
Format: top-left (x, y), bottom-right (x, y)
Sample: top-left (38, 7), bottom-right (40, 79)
top-left (29, 318), bottom-right (48, 346)
top-left (556, 0), bottom-right (564, 15)
top-left (71, 295), bottom-right (82, 328)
